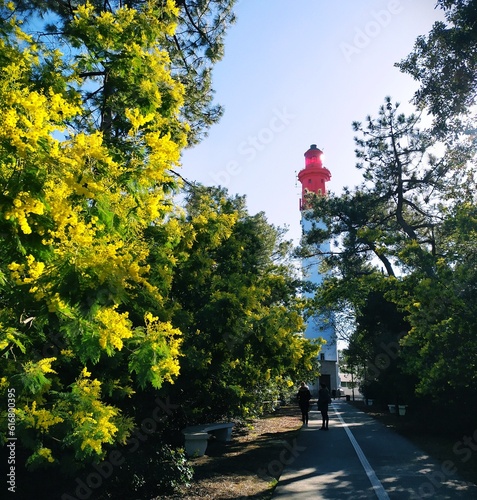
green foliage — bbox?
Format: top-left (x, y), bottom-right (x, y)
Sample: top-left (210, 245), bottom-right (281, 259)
top-left (167, 185), bottom-right (320, 422)
top-left (0, 7), bottom-right (318, 495)
top-left (303, 98), bottom-right (460, 282)
top-left (0, 1), bottom-right (188, 493)
top-left (396, 0), bottom-right (477, 135)
top-left (302, 95), bottom-right (477, 429)
top-left (390, 203), bottom-right (477, 399)
top-left (346, 287), bottom-right (417, 406)
top-left (393, 0), bottom-right (477, 423)
top-left (10, 0), bottom-right (237, 145)
top-left (96, 442), bottom-right (193, 499)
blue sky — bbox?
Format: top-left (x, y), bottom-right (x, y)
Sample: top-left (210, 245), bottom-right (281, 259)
top-left (180, 0), bottom-right (445, 244)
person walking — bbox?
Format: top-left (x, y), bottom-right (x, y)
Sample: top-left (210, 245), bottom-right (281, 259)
top-left (318, 382), bottom-right (331, 430)
top-left (297, 382), bottom-right (311, 426)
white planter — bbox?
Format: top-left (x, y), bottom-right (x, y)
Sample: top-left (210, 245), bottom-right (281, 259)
top-left (398, 405), bottom-right (407, 416)
top-left (184, 432), bottom-right (210, 457)
top-left (388, 404), bottom-right (396, 414)
top-left (367, 399), bottom-right (374, 406)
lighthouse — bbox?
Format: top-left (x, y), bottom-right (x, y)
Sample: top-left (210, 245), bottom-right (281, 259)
top-left (298, 144), bottom-right (339, 396)
top-left (298, 144), bottom-right (331, 207)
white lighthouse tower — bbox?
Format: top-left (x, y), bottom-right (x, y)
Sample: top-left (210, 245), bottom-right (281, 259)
top-left (297, 144), bottom-right (339, 396)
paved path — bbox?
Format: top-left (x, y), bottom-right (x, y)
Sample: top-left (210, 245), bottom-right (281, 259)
top-left (272, 400), bottom-right (477, 499)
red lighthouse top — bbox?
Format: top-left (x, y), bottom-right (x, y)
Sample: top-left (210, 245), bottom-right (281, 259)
top-left (298, 144), bottom-right (331, 210)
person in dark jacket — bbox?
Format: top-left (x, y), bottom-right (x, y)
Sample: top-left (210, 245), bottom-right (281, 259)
top-left (318, 383), bottom-right (331, 430)
top-left (297, 382), bottom-right (311, 426)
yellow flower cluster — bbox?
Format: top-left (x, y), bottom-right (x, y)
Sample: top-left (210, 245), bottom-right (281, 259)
top-left (71, 369), bottom-right (120, 456)
top-left (8, 254), bottom-right (45, 285)
top-left (21, 401), bottom-right (64, 432)
top-left (81, 437), bottom-right (103, 455)
top-left (74, 376), bottom-right (101, 399)
top-left (0, 63), bottom-right (80, 159)
top-left (39, 129), bottom-right (158, 292)
top-left (41, 135), bottom-right (120, 246)
top-left (0, 327), bottom-right (21, 352)
top-left (37, 447), bottom-right (55, 463)
top-left (5, 193), bottom-right (45, 234)
top-left (125, 108), bottom-right (155, 131)
top-left (23, 357), bottom-right (57, 375)
top-left (144, 313), bottom-right (182, 384)
top-left (0, 376), bottom-right (8, 391)
top-left (73, 0), bottom-right (179, 50)
top-left (95, 306), bottom-right (133, 353)
top-left (46, 293), bottom-right (70, 314)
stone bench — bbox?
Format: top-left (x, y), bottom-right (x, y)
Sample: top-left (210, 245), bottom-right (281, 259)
top-left (182, 422), bottom-right (234, 457)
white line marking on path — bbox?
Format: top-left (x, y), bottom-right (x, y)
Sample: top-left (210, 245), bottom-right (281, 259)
top-left (333, 405), bottom-right (390, 500)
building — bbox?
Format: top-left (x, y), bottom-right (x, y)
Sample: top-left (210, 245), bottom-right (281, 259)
top-left (297, 144), bottom-right (339, 396)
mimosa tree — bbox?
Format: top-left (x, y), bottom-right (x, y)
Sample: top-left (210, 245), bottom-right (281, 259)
top-left (0, 0), bottom-right (189, 491)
